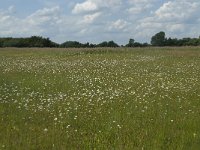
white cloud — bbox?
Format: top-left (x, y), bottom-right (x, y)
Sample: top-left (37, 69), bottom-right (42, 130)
top-left (0, 6), bottom-right (61, 36)
top-left (72, 1), bottom-right (98, 14)
top-left (128, 4), bottom-right (152, 14)
top-left (108, 19), bottom-right (128, 31)
top-left (127, 0), bottom-right (157, 19)
top-left (155, 1), bottom-right (200, 22)
top-left (0, 10), bottom-right (20, 35)
top-left (82, 12), bottom-right (101, 24)
top-left (0, 13), bottom-right (10, 23)
top-left (128, 0), bottom-right (156, 5)
top-left (72, 0), bottom-right (122, 14)
top-left (167, 24), bottom-right (185, 32)
top-left (26, 6), bottom-right (60, 26)
top-left (135, 0), bottom-right (200, 41)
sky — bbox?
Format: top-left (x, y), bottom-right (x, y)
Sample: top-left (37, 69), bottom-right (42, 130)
top-left (0, 0), bottom-right (200, 44)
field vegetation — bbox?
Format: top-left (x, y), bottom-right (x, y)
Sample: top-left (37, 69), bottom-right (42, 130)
top-left (0, 47), bottom-right (200, 149)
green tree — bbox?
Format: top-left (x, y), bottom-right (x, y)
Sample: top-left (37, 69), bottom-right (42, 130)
top-left (60, 41), bottom-right (82, 48)
top-left (151, 31), bottom-right (166, 46)
top-left (107, 41), bottom-right (119, 47)
top-left (126, 39), bottom-right (135, 47)
top-left (97, 41), bottom-right (119, 47)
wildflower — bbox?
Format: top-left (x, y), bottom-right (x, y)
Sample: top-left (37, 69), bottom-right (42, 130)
top-left (117, 125), bottom-right (121, 129)
top-left (193, 133), bottom-right (197, 138)
top-left (44, 128), bottom-right (48, 132)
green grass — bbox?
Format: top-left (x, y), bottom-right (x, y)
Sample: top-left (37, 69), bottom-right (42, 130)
top-left (0, 47), bottom-right (200, 149)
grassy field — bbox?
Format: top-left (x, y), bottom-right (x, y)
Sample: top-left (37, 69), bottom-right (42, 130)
top-left (0, 47), bottom-right (200, 149)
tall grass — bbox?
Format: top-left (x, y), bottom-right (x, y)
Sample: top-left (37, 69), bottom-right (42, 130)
top-left (0, 47), bottom-right (200, 149)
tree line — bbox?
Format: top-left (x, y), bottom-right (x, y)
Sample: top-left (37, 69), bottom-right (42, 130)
top-left (0, 32), bottom-right (200, 48)
top-left (151, 31), bottom-right (200, 46)
top-left (0, 36), bottom-right (59, 48)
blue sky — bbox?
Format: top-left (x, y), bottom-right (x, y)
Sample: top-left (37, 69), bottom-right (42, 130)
top-left (0, 0), bottom-right (200, 44)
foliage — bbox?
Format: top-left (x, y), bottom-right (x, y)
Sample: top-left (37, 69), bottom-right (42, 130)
top-left (126, 39), bottom-right (135, 47)
top-left (0, 36), bottom-right (59, 48)
top-left (97, 41), bottom-right (119, 47)
top-left (60, 40), bottom-right (119, 48)
top-left (60, 41), bottom-right (95, 48)
top-left (151, 31), bottom-right (200, 46)
top-left (1, 33), bottom-right (200, 48)
top-left (151, 31), bottom-right (166, 46)
top-left (125, 39), bottom-right (149, 47)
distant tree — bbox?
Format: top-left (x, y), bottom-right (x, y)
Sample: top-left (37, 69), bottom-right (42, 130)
top-left (126, 39), bottom-right (135, 47)
top-left (162, 36), bottom-right (200, 46)
top-left (0, 40), bottom-right (3, 47)
top-left (60, 41), bottom-right (82, 48)
top-left (89, 43), bottom-right (96, 48)
top-left (0, 36), bottom-right (58, 47)
top-left (151, 31), bottom-right (166, 46)
top-left (97, 41), bottom-right (119, 47)
top-left (142, 43), bottom-right (149, 47)
top-left (107, 41), bottom-right (119, 47)
top-left (83, 42), bottom-right (90, 48)
top-left (165, 38), bottom-right (174, 46)
top-left (125, 39), bottom-right (149, 47)
top-left (133, 42), bottom-right (142, 47)
top-left (97, 41), bottom-right (108, 47)
top-left (1, 33), bottom-right (200, 48)
top-left (186, 38), bottom-right (199, 46)
top-left (181, 38), bottom-right (191, 46)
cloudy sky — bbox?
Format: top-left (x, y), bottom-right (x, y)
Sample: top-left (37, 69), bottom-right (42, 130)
top-left (0, 0), bottom-right (200, 44)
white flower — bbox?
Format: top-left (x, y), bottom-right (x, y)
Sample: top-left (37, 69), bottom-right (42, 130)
top-left (44, 128), bottom-right (48, 132)
top-left (193, 133), bottom-right (197, 137)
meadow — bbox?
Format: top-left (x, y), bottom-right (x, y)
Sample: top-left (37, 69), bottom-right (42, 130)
top-left (0, 47), bottom-right (200, 149)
